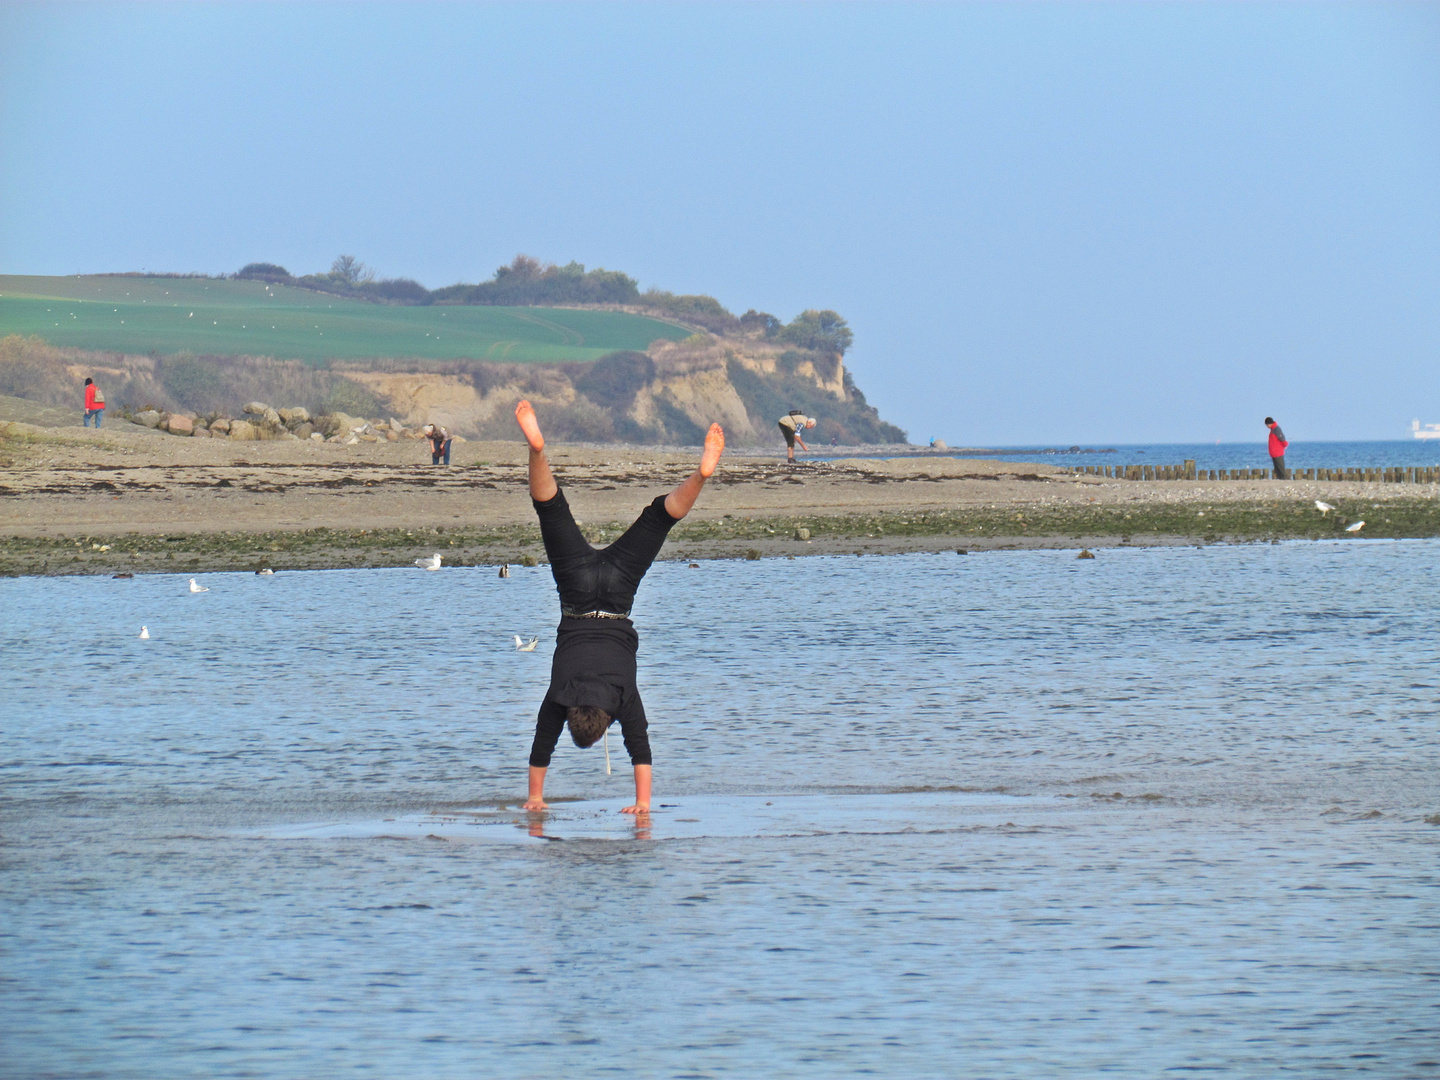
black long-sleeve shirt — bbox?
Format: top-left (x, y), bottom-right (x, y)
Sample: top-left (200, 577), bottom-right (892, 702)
top-left (527, 488), bottom-right (679, 767)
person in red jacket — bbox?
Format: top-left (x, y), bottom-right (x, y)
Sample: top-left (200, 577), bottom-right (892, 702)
top-left (1265, 416), bottom-right (1288, 479)
top-left (83, 378), bottom-right (105, 428)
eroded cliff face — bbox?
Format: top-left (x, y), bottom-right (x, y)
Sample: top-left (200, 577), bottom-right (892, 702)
top-left (6, 327), bottom-right (900, 444)
top-left (338, 332), bottom-right (872, 445)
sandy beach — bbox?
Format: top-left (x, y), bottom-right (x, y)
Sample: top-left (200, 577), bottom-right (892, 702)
top-left (1, 417), bottom-right (1437, 575)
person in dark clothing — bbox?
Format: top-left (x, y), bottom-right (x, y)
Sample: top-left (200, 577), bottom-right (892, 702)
top-left (516, 398), bottom-right (725, 815)
top-left (1265, 417), bottom-right (1289, 479)
top-left (423, 424), bottom-right (451, 465)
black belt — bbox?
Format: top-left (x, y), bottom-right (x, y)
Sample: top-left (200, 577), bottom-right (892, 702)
top-left (562, 608), bottom-right (630, 620)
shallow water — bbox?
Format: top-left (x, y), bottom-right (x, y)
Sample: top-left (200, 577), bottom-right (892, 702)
top-left (836, 439), bottom-right (1440, 470)
top-left (3, 543), bottom-right (1438, 1078)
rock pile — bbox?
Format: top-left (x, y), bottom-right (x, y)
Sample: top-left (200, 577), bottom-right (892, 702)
top-left (125, 403), bottom-right (429, 444)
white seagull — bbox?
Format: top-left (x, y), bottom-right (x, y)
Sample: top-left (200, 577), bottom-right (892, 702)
top-left (139, 626), bottom-right (150, 639)
top-left (1345, 520), bottom-right (1365, 533)
top-left (414, 553), bottom-right (442, 571)
top-left (1315, 500), bottom-right (1335, 515)
top-left (513, 635), bottom-right (539, 652)
top-left (189, 578), bottom-right (209, 593)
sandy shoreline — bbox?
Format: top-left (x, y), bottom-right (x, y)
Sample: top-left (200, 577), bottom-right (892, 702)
top-left (2, 419), bottom-right (1437, 575)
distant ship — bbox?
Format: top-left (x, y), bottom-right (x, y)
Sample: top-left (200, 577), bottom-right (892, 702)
top-left (1414, 420), bottom-right (1440, 440)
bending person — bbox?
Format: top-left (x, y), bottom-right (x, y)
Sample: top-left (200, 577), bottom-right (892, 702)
top-left (516, 399), bottom-right (724, 814)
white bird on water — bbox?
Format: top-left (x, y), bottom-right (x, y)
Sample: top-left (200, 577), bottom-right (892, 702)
top-left (139, 626), bottom-right (150, 639)
top-left (513, 635), bottom-right (539, 652)
top-left (1315, 500), bottom-right (1335, 515)
top-left (189, 579), bottom-right (208, 593)
top-left (414, 553), bottom-right (442, 571)
top-left (255, 568), bottom-right (274, 576)
top-left (1346, 520), bottom-right (1365, 532)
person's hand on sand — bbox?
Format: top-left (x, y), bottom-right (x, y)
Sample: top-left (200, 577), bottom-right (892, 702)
top-left (515, 399), bottom-right (544, 452)
top-left (699, 423), bottom-right (724, 478)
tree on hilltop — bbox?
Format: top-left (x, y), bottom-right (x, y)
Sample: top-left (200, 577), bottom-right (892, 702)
top-left (330, 255), bottom-right (375, 285)
top-left (235, 262), bottom-right (293, 282)
top-left (779, 309), bottom-right (853, 356)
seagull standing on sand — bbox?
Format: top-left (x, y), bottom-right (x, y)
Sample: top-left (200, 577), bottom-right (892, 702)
top-left (1346, 520), bottom-right (1365, 532)
top-left (189, 579), bottom-right (209, 593)
top-left (414, 553), bottom-right (442, 571)
top-left (513, 635), bottom-right (539, 652)
top-left (1315, 501), bottom-right (1335, 515)
top-left (139, 626), bottom-right (150, 639)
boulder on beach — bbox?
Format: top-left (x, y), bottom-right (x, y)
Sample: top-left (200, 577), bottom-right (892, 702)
top-left (309, 431), bottom-right (325, 441)
top-left (243, 402), bottom-right (271, 416)
top-left (192, 425), bottom-right (212, 438)
top-left (135, 410), bottom-right (161, 429)
top-left (229, 419), bottom-right (257, 441)
top-left (209, 417), bottom-right (231, 433)
top-left (278, 407), bottom-right (310, 425)
top-left (315, 412), bottom-right (362, 438)
top-left (291, 422), bottom-right (314, 439)
top-left (165, 414), bottom-right (194, 435)
top-left (262, 407), bottom-right (281, 426)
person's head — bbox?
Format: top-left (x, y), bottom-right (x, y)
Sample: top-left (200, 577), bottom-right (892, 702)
top-left (1264, 417), bottom-right (1275, 427)
top-left (84, 377), bottom-right (93, 386)
top-left (423, 424), bottom-right (434, 434)
top-left (804, 418), bottom-right (816, 429)
top-left (566, 705), bottom-right (612, 748)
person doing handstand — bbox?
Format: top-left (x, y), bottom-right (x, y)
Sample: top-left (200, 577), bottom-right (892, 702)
top-left (516, 399), bottom-right (724, 814)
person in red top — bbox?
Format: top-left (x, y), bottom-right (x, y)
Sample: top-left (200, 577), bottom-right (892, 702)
top-left (83, 378), bottom-right (105, 428)
top-left (1265, 417), bottom-right (1288, 479)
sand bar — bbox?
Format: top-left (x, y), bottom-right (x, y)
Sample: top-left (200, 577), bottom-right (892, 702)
top-left (2, 419), bottom-right (1437, 575)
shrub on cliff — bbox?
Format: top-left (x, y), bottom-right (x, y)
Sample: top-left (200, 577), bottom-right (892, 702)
top-left (778, 309), bottom-right (853, 356)
top-left (574, 351), bottom-right (656, 410)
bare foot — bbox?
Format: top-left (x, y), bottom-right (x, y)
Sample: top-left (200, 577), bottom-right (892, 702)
top-left (620, 804), bottom-right (650, 814)
top-left (515, 400), bottom-right (544, 452)
top-left (522, 797), bottom-right (548, 811)
top-left (699, 423), bottom-right (725, 478)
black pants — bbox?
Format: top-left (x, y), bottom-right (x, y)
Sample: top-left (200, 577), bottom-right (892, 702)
top-left (534, 488), bottom-right (676, 604)
top-left (1271, 455), bottom-right (1287, 480)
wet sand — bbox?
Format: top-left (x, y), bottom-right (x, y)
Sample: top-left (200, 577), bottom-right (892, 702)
top-left (2, 419), bottom-right (1437, 574)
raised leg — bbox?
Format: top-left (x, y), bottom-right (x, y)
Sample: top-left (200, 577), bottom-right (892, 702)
top-left (516, 400), bottom-right (557, 502)
top-left (663, 424), bottom-right (724, 520)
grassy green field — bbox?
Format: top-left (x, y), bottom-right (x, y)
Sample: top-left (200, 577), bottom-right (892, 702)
top-left (0, 275), bottom-right (691, 364)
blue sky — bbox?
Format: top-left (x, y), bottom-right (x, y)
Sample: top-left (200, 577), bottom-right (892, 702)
top-left (2, 2), bottom-right (1436, 444)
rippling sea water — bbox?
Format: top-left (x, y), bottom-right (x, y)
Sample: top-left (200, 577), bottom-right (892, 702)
top-left (853, 440), bottom-right (1440, 471)
top-left (3, 542), bottom-right (1438, 1078)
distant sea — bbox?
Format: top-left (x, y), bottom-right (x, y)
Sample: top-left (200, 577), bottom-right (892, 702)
top-left (838, 440), bottom-right (1440, 471)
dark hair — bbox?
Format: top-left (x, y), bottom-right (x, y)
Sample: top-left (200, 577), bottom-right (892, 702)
top-left (84, 377), bottom-right (93, 386)
top-left (1264, 417), bottom-right (1274, 425)
top-left (566, 705), bottom-right (612, 748)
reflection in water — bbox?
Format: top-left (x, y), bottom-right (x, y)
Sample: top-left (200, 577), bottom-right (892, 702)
top-left (2, 542), bottom-right (1438, 1077)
